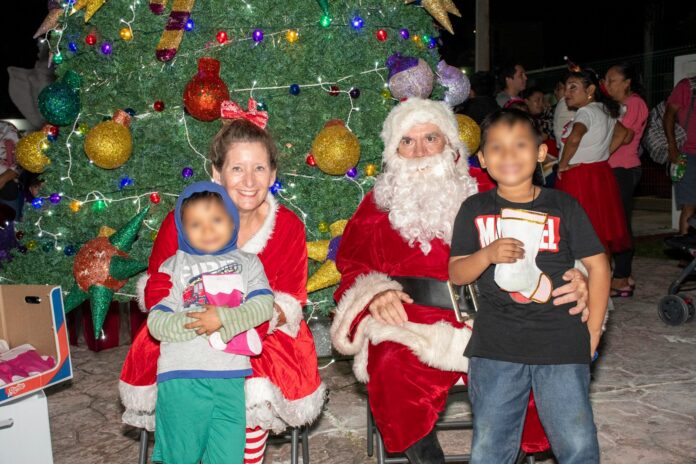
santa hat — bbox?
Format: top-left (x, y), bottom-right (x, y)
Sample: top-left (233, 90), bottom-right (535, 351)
top-left (380, 98), bottom-right (465, 167)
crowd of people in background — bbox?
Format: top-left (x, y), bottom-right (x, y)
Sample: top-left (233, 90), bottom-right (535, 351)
top-left (456, 60), bottom-right (696, 298)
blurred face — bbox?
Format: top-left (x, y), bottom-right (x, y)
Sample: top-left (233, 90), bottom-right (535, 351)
top-left (507, 65), bottom-right (528, 94)
top-left (212, 142), bottom-right (276, 215)
top-left (182, 199), bottom-right (235, 254)
top-left (565, 77), bottom-right (595, 109)
top-left (397, 123), bottom-right (447, 158)
top-left (478, 122), bottom-right (547, 187)
top-left (525, 91), bottom-right (544, 115)
top-left (554, 82), bottom-right (565, 101)
top-left (604, 67), bottom-right (630, 101)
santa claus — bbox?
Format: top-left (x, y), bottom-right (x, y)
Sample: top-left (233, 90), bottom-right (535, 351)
top-left (331, 98), bottom-right (589, 462)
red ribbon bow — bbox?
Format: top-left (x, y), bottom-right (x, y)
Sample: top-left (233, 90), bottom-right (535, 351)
top-left (220, 98), bottom-right (269, 129)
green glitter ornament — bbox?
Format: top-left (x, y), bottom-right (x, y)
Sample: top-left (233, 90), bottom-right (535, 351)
top-left (38, 70), bottom-right (81, 126)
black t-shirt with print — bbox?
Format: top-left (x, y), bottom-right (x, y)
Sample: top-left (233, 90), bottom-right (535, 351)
top-left (450, 188), bottom-right (605, 365)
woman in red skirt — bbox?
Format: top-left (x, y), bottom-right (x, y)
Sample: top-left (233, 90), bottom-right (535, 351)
top-left (557, 69), bottom-right (633, 254)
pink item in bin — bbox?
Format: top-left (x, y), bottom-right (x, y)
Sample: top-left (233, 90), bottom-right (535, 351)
top-left (0, 344), bottom-right (56, 386)
top-left (208, 329), bottom-right (262, 356)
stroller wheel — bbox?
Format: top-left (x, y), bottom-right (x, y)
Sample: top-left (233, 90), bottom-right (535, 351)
top-left (658, 295), bottom-right (691, 325)
top-left (678, 293), bottom-right (696, 320)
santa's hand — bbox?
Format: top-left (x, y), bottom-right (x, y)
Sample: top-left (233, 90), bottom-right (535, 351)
top-left (368, 290), bottom-right (413, 326)
top-left (552, 269), bottom-right (589, 322)
top-left (485, 238), bottom-right (525, 264)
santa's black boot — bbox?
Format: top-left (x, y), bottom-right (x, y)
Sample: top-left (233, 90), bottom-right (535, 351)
top-left (403, 429), bottom-right (445, 464)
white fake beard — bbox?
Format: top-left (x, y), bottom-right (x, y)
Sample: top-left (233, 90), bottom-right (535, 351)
top-left (373, 148), bottom-right (476, 255)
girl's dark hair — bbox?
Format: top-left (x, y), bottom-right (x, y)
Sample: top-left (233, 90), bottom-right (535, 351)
top-left (209, 118), bottom-right (278, 172)
top-left (609, 62), bottom-right (645, 98)
top-left (564, 69), bottom-right (621, 119)
top-left (521, 87), bottom-right (544, 100)
top-left (479, 109), bottom-right (542, 149)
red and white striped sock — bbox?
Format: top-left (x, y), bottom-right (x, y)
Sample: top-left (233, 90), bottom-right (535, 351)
top-left (244, 427), bottom-right (269, 464)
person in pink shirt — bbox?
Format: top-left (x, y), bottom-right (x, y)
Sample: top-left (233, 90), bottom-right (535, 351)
top-left (604, 63), bottom-right (648, 297)
top-left (665, 76), bottom-right (696, 234)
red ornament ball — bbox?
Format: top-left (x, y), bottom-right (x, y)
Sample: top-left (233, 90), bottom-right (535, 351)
top-left (85, 34), bottom-right (97, 46)
top-left (376, 29), bottom-right (388, 42)
top-left (15, 231), bottom-right (25, 240)
top-left (328, 85), bottom-right (340, 96)
top-left (216, 31), bottom-right (228, 44)
top-left (47, 125), bottom-right (59, 137)
top-left (306, 154), bottom-right (317, 167)
top-left (149, 192), bottom-right (161, 204)
top-left (153, 100), bottom-right (165, 112)
top-left (183, 57), bottom-right (229, 121)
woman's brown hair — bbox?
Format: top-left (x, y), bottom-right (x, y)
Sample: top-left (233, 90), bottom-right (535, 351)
top-left (209, 118), bottom-right (278, 171)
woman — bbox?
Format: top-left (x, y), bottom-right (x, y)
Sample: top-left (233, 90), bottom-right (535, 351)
top-left (604, 63), bottom-right (648, 297)
top-left (557, 69), bottom-right (633, 255)
top-left (119, 110), bottom-right (325, 464)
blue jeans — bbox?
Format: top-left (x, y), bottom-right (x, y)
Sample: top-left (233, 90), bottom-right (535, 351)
top-left (469, 357), bottom-right (599, 464)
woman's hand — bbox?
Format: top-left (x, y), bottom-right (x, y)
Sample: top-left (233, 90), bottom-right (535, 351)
top-left (185, 305), bottom-right (222, 335)
top-left (552, 269), bottom-right (590, 321)
top-left (368, 290), bottom-right (413, 326)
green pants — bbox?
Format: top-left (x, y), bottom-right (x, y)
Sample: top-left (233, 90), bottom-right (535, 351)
top-left (152, 378), bottom-right (246, 464)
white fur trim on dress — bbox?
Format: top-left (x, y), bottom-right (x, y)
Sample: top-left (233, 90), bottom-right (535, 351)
top-left (272, 291), bottom-right (304, 338)
top-left (331, 272), bottom-right (472, 382)
top-left (119, 381), bottom-right (157, 431)
top-left (245, 377), bottom-right (328, 434)
top-left (135, 273), bottom-right (149, 312)
top-left (241, 194), bottom-right (278, 255)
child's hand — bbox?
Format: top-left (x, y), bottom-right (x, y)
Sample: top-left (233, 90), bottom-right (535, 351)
top-left (484, 238), bottom-right (525, 264)
top-left (185, 305), bottom-right (222, 335)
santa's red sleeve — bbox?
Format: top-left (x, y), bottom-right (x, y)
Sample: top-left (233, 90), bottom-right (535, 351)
top-left (137, 211), bottom-right (177, 311)
top-left (330, 194), bottom-right (404, 364)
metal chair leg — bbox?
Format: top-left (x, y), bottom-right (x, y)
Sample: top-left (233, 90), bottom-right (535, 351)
top-left (367, 404), bottom-right (374, 457)
top-left (290, 427), bottom-right (300, 464)
top-left (301, 426), bottom-right (310, 463)
top-left (138, 429), bottom-right (148, 464)
top-left (526, 454), bottom-right (536, 464)
top-left (376, 428), bottom-right (387, 464)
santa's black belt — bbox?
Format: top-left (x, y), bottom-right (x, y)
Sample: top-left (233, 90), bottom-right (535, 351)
top-left (391, 276), bottom-right (479, 321)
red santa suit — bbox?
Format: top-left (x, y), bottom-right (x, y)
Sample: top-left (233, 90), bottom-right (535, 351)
top-left (119, 195), bottom-right (325, 441)
top-left (331, 98), bottom-right (549, 455)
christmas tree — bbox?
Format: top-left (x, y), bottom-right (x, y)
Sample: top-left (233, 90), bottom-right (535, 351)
top-left (4, 0), bottom-right (457, 316)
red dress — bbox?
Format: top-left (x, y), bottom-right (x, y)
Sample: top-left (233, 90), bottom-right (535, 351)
top-left (119, 196), bottom-right (325, 433)
top-left (331, 191), bottom-right (549, 454)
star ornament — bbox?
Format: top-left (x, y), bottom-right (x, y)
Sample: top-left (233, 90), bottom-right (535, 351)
top-left (406, 0), bottom-right (461, 35)
top-left (71, 0), bottom-right (107, 22)
top-left (306, 220), bottom-right (348, 293)
top-left (63, 207), bottom-right (150, 337)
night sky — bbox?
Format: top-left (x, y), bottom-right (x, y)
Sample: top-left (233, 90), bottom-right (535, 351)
top-left (2, 0), bottom-right (695, 118)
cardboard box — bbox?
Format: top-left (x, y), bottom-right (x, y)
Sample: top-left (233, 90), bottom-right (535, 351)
top-left (0, 285), bottom-right (73, 405)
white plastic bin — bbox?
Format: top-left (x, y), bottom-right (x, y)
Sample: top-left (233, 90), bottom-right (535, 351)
top-left (0, 391), bottom-right (53, 464)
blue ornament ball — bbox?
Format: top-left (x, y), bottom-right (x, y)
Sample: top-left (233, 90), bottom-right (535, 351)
top-left (124, 107), bottom-right (136, 116)
top-left (32, 198), bottom-right (44, 209)
top-left (289, 84), bottom-right (301, 96)
top-left (64, 245), bottom-right (76, 256)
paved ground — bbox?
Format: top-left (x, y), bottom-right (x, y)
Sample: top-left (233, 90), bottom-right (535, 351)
top-left (36, 252), bottom-right (696, 464)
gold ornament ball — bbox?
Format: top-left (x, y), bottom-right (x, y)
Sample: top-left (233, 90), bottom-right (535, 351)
top-left (317, 221), bottom-right (330, 233)
top-left (119, 27), bottom-right (133, 41)
top-left (69, 200), bottom-right (82, 213)
top-left (456, 114), bottom-right (481, 154)
top-left (27, 240), bottom-right (38, 251)
top-left (286, 29), bottom-right (299, 43)
top-left (16, 131), bottom-right (51, 173)
top-left (311, 120), bottom-right (361, 176)
top-left (84, 117), bottom-right (133, 169)
top-left (365, 163), bottom-right (378, 177)
top-left (380, 88), bottom-right (391, 100)
top-left (150, 230), bottom-right (158, 241)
